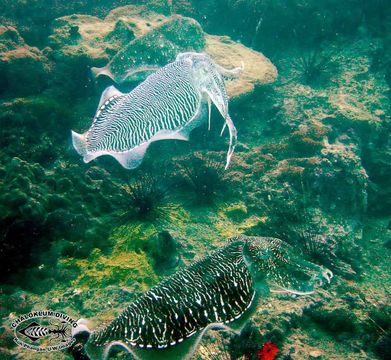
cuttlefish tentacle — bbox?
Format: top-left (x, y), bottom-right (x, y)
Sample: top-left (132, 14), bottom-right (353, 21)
top-left (73, 236), bottom-right (332, 360)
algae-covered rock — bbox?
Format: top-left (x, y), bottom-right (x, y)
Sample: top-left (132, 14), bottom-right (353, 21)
top-left (205, 35), bottom-right (277, 97)
top-left (60, 249), bottom-right (158, 291)
top-left (0, 26), bottom-right (50, 95)
top-left (48, 5), bottom-right (277, 98)
top-left (0, 26), bottom-right (24, 53)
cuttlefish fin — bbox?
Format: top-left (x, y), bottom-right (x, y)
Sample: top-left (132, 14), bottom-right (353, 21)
top-left (111, 128), bottom-right (193, 169)
top-left (97, 85), bottom-right (123, 109)
top-left (91, 65), bottom-right (115, 81)
top-left (111, 142), bottom-right (150, 169)
top-left (71, 130), bottom-right (88, 158)
top-left (151, 129), bottom-right (190, 142)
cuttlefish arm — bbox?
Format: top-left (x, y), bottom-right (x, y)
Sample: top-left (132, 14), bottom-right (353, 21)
top-left (217, 61), bottom-right (244, 137)
top-left (202, 74), bottom-right (237, 169)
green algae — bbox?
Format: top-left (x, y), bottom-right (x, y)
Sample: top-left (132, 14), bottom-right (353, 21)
top-left (59, 250), bottom-right (158, 291)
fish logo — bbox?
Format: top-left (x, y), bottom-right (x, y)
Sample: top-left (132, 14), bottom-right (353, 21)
top-left (11, 311), bottom-right (77, 353)
top-left (18, 321), bottom-right (71, 342)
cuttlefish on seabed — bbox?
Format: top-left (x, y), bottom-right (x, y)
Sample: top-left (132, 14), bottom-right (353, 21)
top-left (72, 52), bottom-right (242, 170)
top-left (72, 235), bottom-right (333, 360)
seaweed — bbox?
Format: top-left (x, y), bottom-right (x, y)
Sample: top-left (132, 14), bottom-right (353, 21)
top-left (304, 308), bottom-right (359, 337)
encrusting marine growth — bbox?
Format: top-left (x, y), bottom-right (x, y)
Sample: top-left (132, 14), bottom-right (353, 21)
top-left (73, 235), bottom-right (332, 360)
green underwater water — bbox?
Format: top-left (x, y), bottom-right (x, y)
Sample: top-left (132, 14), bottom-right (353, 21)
top-left (0, 0), bottom-right (390, 359)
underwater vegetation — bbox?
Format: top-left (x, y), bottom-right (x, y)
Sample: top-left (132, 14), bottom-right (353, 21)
top-left (227, 322), bottom-right (264, 359)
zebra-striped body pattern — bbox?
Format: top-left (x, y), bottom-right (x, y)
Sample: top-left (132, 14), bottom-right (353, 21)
top-left (88, 60), bottom-right (200, 153)
top-left (92, 240), bottom-right (254, 349)
top-left (80, 235), bottom-right (332, 359)
top-left (72, 52), bottom-right (239, 170)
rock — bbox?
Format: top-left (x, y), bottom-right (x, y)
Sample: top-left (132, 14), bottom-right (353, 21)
top-left (205, 35), bottom-right (277, 97)
top-left (0, 26), bottom-right (25, 52)
top-left (309, 349), bottom-right (323, 359)
top-left (0, 26), bottom-right (50, 95)
top-left (48, 5), bottom-right (277, 98)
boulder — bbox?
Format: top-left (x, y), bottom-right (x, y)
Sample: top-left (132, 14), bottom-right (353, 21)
top-left (48, 5), bottom-right (277, 98)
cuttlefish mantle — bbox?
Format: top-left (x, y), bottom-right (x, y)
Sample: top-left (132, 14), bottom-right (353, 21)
top-left (72, 52), bottom-right (242, 170)
top-left (72, 235), bottom-right (332, 360)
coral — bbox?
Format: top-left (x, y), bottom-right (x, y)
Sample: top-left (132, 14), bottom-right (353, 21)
top-left (205, 35), bottom-right (277, 97)
top-left (0, 26), bottom-right (24, 52)
top-left (0, 158), bottom-right (123, 283)
top-left (0, 2), bottom-right (389, 359)
top-left (287, 123), bottom-right (329, 156)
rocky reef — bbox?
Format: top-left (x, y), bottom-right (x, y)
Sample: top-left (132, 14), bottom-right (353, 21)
top-left (0, 1), bottom-right (390, 359)
top-left (48, 5), bottom-right (276, 97)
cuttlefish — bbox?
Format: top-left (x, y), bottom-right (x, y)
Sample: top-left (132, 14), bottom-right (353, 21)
top-left (72, 52), bottom-right (242, 170)
top-left (73, 235), bottom-right (333, 360)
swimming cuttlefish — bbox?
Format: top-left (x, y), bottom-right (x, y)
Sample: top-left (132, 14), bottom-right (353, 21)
top-left (72, 235), bottom-right (333, 360)
top-left (72, 52), bottom-right (242, 170)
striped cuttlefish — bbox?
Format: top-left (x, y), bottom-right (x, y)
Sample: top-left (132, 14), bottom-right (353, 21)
top-left (73, 235), bottom-right (333, 360)
top-left (72, 52), bottom-right (242, 170)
